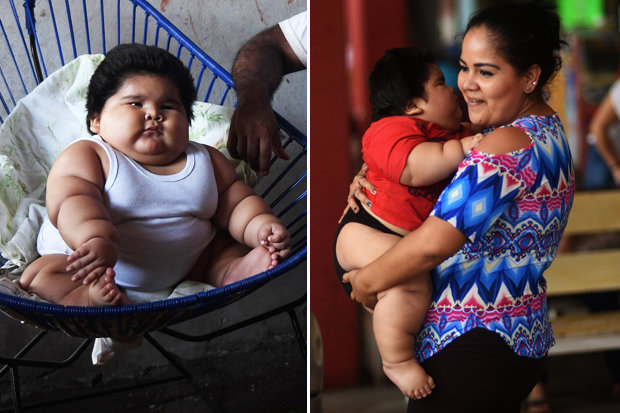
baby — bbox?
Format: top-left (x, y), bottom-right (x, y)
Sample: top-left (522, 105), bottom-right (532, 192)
top-left (20, 43), bottom-right (290, 306)
top-left (334, 47), bottom-right (481, 400)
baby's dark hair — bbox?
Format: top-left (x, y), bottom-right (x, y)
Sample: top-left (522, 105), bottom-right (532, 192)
top-left (369, 46), bottom-right (435, 122)
top-left (465, 1), bottom-right (567, 95)
top-left (86, 43), bottom-right (197, 132)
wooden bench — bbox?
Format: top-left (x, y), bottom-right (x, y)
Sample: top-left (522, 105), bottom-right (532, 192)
top-left (544, 189), bottom-right (620, 355)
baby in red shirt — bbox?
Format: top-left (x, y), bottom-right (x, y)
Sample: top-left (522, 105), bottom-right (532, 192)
top-left (334, 47), bottom-right (481, 400)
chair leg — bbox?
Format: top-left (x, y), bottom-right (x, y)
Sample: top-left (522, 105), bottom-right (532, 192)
top-left (143, 333), bottom-right (222, 413)
top-left (287, 307), bottom-right (306, 360)
top-left (9, 366), bottom-right (22, 413)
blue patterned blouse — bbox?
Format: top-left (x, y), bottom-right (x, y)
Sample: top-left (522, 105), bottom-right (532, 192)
top-left (417, 113), bottom-right (575, 363)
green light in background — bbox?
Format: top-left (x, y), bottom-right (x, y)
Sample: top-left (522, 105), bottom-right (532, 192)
top-left (557, 0), bottom-right (604, 29)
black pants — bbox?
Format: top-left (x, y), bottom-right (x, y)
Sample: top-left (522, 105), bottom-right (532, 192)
top-left (408, 328), bottom-right (547, 413)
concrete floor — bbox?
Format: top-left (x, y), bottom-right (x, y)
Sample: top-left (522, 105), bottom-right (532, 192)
top-left (0, 329), bottom-right (306, 413)
top-left (316, 351), bottom-right (620, 413)
top-left (0, 274), bottom-right (307, 413)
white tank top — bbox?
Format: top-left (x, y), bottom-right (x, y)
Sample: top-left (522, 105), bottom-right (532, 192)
top-left (37, 135), bottom-right (218, 291)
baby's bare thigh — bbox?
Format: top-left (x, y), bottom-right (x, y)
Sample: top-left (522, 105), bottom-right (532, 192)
top-left (336, 222), bottom-right (401, 272)
top-left (19, 254), bottom-right (70, 289)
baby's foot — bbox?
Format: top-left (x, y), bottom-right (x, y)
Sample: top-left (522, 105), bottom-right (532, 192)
top-left (221, 245), bottom-right (277, 286)
top-left (383, 358), bottom-right (435, 400)
top-left (87, 269), bottom-right (131, 306)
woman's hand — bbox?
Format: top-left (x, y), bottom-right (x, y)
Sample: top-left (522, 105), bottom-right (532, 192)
top-left (343, 268), bottom-right (378, 309)
top-left (611, 165), bottom-right (620, 186)
top-left (339, 164), bottom-right (376, 222)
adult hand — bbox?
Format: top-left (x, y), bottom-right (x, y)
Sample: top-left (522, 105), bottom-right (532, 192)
top-left (227, 97), bottom-right (289, 176)
top-left (612, 165), bottom-right (620, 187)
top-left (343, 269), bottom-right (378, 309)
top-left (338, 164), bottom-right (374, 222)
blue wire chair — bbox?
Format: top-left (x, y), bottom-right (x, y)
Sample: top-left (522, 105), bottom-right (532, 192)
top-left (0, 1), bottom-right (307, 411)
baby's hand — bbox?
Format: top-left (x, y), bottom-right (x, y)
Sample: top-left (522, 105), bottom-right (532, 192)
top-left (258, 222), bottom-right (291, 260)
top-left (66, 237), bottom-right (117, 284)
top-left (461, 133), bottom-right (484, 155)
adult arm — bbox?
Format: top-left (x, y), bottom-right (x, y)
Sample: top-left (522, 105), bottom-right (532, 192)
top-left (345, 216), bottom-right (466, 307)
top-left (345, 126), bottom-right (531, 308)
top-left (228, 17), bottom-right (306, 175)
top-left (589, 89), bottom-right (620, 185)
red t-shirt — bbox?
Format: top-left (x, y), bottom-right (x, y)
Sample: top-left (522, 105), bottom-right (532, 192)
top-left (362, 116), bottom-right (470, 231)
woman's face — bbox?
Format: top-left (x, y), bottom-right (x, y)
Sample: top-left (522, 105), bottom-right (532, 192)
top-left (457, 26), bottom-right (531, 128)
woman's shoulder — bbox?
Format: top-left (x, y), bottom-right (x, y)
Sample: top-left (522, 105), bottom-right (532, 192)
top-left (476, 125), bottom-right (532, 155)
top-left (478, 113), bottom-right (561, 155)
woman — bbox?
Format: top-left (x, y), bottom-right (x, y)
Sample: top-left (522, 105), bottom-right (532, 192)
top-left (343, 2), bottom-right (574, 412)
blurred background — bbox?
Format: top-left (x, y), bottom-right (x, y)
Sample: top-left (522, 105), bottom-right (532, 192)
top-left (310, 0), bottom-right (620, 412)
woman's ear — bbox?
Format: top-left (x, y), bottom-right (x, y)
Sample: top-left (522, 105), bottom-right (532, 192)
top-left (523, 64), bottom-right (542, 93)
top-left (403, 99), bottom-right (424, 116)
top-left (89, 115), bottom-right (101, 134)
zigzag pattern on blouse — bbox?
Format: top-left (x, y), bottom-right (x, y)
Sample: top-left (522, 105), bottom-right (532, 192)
top-left (415, 114), bottom-right (575, 362)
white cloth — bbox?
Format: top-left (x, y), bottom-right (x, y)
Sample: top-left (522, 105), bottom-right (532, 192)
top-left (279, 11), bottom-right (307, 67)
top-left (605, 80), bottom-right (620, 156)
top-left (37, 136), bottom-right (218, 291)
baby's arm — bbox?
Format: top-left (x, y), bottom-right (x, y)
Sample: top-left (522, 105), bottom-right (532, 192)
top-left (207, 146), bottom-right (291, 257)
top-left (46, 141), bottom-right (118, 284)
top-left (399, 133), bottom-right (483, 187)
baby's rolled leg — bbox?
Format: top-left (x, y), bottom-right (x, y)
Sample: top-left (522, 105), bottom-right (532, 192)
top-left (188, 234), bottom-right (277, 287)
top-left (212, 243), bottom-right (276, 286)
top-left (20, 255), bottom-right (129, 306)
top-left (21, 255), bottom-right (91, 305)
top-left (335, 222), bottom-right (401, 272)
top-left (373, 276), bottom-right (434, 400)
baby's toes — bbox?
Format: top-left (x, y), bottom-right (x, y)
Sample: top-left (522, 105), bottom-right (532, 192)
top-left (427, 376), bottom-right (435, 389)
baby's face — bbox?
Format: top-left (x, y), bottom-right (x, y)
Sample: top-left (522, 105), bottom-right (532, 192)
top-left (419, 64), bottom-right (463, 130)
top-left (89, 74), bottom-right (189, 167)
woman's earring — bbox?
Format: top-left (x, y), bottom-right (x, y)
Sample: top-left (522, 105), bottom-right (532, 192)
top-left (525, 81), bottom-right (536, 93)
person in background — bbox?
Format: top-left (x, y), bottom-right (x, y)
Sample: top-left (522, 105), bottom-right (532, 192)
top-left (524, 76), bottom-right (620, 413)
top-left (227, 11), bottom-right (307, 176)
top-left (585, 77), bottom-right (620, 188)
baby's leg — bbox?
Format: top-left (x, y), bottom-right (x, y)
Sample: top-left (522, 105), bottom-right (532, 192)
top-left (187, 235), bottom-right (277, 287)
top-left (373, 274), bottom-right (434, 400)
top-left (20, 255), bottom-right (129, 306)
top-left (335, 222), bottom-right (401, 272)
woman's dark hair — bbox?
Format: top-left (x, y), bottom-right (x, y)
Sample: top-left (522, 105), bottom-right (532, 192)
top-left (465, 1), bottom-right (567, 95)
top-left (86, 43), bottom-right (197, 132)
top-left (369, 46), bottom-right (435, 121)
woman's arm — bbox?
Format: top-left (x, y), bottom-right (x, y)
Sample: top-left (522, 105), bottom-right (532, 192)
top-left (589, 92), bottom-right (620, 185)
top-left (345, 216), bottom-right (466, 308)
top-left (346, 126), bottom-right (530, 308)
